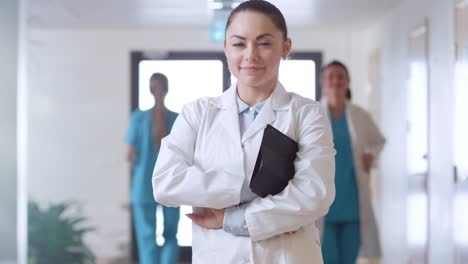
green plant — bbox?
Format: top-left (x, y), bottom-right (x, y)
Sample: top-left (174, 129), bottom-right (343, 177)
top-left (28, 201), bottom-right (96, 264)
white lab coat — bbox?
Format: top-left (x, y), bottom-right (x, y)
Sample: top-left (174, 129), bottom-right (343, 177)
top-left (321, 99), bottom-right (386, 258)
top-left (153, 83), bottom-right (336, 264)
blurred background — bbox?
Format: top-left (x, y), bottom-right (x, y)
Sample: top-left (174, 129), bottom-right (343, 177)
top-left (1, 0), bottom-right (467, 263)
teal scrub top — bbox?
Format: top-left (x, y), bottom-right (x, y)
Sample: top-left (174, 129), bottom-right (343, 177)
top-left (326, 112), bottom-right (360, 222)
top-left (125, 109), bottom-right (178, 203)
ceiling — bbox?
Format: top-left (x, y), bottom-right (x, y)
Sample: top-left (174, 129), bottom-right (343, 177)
top-left (27, 0), bottom-right (401, 30)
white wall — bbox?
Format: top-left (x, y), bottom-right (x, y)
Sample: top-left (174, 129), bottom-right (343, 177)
top-left (358, 0), bottom-right (456, 263)
top-left (0, 0), bottom-right (18, 262)
top-left (26, 27), bottom-right (365, 258)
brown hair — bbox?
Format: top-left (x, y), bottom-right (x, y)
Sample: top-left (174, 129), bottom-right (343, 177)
top-left (321, 60), bottom-right (350, 79)
top-left (225, 0), bottom-right (288, 40)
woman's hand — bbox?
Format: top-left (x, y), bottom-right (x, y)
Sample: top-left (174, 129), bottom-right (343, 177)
top-left (362, 152), bottom-right (375, 174)
top-left (186, 208), bottom-right (225, 229)
top-left (187, 208), bottom-right (298, 236)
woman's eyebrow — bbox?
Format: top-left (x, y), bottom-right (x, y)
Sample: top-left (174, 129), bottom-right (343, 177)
top-left (230, 33), bottom-right (274, 40)
top-left (256, 33), bottom-right (274, 40)
top-left (230, 35), bottom-right (246, 40)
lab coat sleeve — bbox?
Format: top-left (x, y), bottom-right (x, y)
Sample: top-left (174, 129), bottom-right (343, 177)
top-left (363, 110), bottom-right (386, 157)
top-left (152, 99), bottom-right (241, 209)
top-left (244, 103), bottom-right (336, 242)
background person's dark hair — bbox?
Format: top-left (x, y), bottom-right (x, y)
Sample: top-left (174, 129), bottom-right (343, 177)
top-left (150, 72), bottom-right (169, 95)
top-left (321, 60), bottom-right (350, 79)
top-left (346, 88), bottom-right (352, 100)
top-left (225, 0), bottom-right (288, 40)
top-left (322, 60), bottom-right (352, 101)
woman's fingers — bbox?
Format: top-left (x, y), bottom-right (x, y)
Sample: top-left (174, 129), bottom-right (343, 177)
top-left (186, 213), bottom-right (211, 228)
top-left (186, 209), bottom-right (224, 229)
top-left (189, 209), bottom-right (296, 235)
top-left (186, 213), bottom-right (201, 222)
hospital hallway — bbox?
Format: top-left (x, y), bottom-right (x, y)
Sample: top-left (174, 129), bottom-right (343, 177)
top-left (1, 0), bottom-right (467, 264)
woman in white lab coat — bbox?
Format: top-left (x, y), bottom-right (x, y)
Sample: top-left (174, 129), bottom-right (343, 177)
top-left (152, 1), bottom-right (335, 263)
top-left (320, 60), bottom-right (386, 264)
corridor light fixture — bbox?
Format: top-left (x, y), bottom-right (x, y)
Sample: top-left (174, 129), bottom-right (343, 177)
top-left (209, 2), bottom-right (224, 10)
top-left (208, 0), bottom-right (244, 42)
top-left (208, 0), bottom-right (243, 10)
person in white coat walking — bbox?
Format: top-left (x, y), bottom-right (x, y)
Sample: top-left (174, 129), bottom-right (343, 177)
top-left (152, 1), bottom-right (336, 263)
top-left (320, 60), bottom-right (386, 264)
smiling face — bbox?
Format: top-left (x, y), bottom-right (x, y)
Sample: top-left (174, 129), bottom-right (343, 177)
top-left (224, 11), bottom-right (291, 92)
top-left (322, 65), bottom-right (350, 103)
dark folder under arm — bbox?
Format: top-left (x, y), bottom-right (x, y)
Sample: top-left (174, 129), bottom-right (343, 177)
top-left (249, 124), bottom-right (299, 198)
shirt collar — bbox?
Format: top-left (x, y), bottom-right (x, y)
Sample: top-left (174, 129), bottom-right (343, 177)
top-left (236, 94), bottom-right (268, 114)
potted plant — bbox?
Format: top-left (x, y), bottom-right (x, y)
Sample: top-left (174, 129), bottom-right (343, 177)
top-left (28, 201), bottom-right (96, 264)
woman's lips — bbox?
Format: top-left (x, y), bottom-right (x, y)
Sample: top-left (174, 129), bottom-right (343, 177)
top-left (240, 66), bottom-right (265, 72)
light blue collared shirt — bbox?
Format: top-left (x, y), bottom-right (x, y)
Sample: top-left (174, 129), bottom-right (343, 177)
top-left (223, 95), bottom-right (267, 236)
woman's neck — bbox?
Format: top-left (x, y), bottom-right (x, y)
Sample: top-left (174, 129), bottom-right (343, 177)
top-left (153, 102), bottom-right (167, 112)
top-left (237, 80), bottom-right (277, 106)
top-left (328, 98), bottom-right (346, 119)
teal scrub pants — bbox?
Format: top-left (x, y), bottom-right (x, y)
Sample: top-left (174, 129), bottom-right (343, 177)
top-left (322, 221), bottom-right (361, 264)
top-left (132, 203), bottom-right (180, 264)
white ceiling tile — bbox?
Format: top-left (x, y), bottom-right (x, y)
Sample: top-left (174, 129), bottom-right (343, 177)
top-left (27, 0), bottom-right (402, 29)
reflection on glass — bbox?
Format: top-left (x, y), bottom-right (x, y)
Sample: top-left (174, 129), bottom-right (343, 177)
top-left (406, 62), bottom-right (429, 174)
top-left (407, 193), bottom-right (428, 246)
top-left (454, 61), bottom-right (468, 256)
top-left (454, 193), bottom-right (468, 246)
top-left (406, 62), bottom-right (429, 251)
top-left (139, 59), bottom-right (224, 246)
top-left (454, 61), bottom-right (468, 180)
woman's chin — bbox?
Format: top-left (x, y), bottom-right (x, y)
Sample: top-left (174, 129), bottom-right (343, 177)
top-left (237, 76), bottom-right (276, 89)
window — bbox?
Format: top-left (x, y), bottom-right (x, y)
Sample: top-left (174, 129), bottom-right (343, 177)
top-left (139, 60), bottom-right (224, 113)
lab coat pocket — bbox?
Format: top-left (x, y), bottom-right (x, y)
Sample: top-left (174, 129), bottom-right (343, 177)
top-left (251, 235), bottom-right (284, 263)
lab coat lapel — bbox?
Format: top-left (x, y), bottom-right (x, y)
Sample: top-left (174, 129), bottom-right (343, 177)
top-left (321, 97), bottom-right (359, 160)
top-left (320, 97), bottom-right (360, 168)
top-left (345, 104), bottom-right (358, 151)
top-left (211, 85), bottom-right (242, 147)
top-left (241, 101), bottom-right (276, 144)
top-left (345, 104), bottom-right (364, 175)
top-left (241, 82), bottom-right (290, 143)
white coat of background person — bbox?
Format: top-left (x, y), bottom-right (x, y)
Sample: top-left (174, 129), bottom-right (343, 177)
top-left (152, 1), bottom-right (335, 263)
top-left (320, 60), bottom-right (386, 264)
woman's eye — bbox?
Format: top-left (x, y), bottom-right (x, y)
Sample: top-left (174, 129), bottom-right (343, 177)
top-left (258, 42), bottom-right (271, 46)
top-left (232, 43), bottom-right (245, 47)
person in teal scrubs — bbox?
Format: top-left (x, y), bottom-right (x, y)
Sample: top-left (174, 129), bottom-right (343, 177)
top-left (125, 73), bottom-right (180, 264)
top-left (323, 111), bottom-right (361, 264)
top-left (321, 61), bottom-right (361, 264)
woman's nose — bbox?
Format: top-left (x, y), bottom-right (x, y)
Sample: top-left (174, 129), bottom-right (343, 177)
top-left (245, 45), bottom-right (258, 62)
